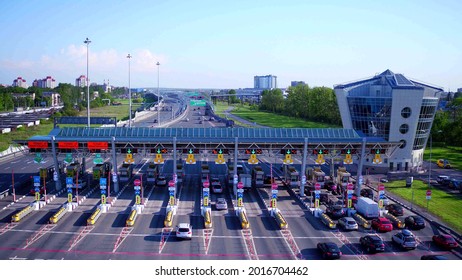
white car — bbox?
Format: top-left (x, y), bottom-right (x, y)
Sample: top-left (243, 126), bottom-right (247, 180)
top-left (392, 229), bottom-right (417, 250)
top-left (338, 217), bottom-right (358, 231)
top-left (176, 223), bottom-right (192, 239)
top-left (215, 198), bottom-right (228, 210)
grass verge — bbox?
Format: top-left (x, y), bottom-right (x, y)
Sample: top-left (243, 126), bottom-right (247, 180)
top-left (385, 179), bottom-right (462, 233)
top-left (424, 146), bottom-right (462, 171)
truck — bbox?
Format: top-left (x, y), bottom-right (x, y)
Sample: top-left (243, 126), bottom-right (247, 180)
top-left (307, 166), bottom-right (326, 187)
top-left (337, 167), bottom-right (351, 193)
top-left (251, 166), bottom-right (264, 187)
top-left (227, 165), bottom-right (234, 186)
top-left (66, 162), bottom-right (86, 189)
top-left (284, 166), bottom-right (299, 187)
top-left (355, 197), bottom-right (379, 219)
top-left (176, 163), bottom-right (184, 183)
top-left (239, 173), bottom-right (252, 190)
top-left (119, 163), bottom-right (133, 182)
top-left (201, 164), bottom-right (210, 183)
top-left (92, 162), bottom-right (111, 181)
top-left (146, 163), bottom-right (159, 185)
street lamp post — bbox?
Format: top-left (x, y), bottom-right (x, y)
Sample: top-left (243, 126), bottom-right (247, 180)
top-left (127, 54), bottom-right (132, 127)
top-left (156, 61), bottom-right (160, 126)
top-left (84, 37), bottom-right (91, 127)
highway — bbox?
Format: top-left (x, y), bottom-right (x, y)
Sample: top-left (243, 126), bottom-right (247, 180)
top-left (1, 101), bottom-right (461, 260)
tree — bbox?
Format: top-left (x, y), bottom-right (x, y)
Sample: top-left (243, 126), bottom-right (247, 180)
top-left (228, 89), bottom-right (239, 104)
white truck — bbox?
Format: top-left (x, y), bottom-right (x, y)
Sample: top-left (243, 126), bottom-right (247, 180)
top-left (355, 197), bottom-right (379, 219)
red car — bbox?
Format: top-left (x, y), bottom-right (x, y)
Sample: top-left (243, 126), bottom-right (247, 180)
top-left (371, 217), bottom-right (393, 232)
top-left (432, 234), bottom-right (459, 249)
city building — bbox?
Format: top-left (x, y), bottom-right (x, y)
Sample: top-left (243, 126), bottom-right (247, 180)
top-left (42, 92), bottom-right (61, 107)
top-left (254, 75), bottom-right (277, 89)
top-left (334, 70), bottom-right (442, 172)
top-left (33, 76), bottom-right (56, 89)
top-left (12, 77), bottom-right (28, 88)
top-left (75, 75), bottom-right (86, 87)
top-left (291, 81), bottom-right (306, 87)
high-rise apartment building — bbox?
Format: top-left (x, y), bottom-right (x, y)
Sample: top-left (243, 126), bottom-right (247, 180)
top-left (75, 75), bottom-right (86, 87)
top-left (254, 75), bottom-right (277, 89)
top-left (12, 77), bottom-right (28, 88)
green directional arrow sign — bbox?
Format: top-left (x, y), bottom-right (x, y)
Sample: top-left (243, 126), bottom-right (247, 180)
top-left (286, 150), bottom-right (291, 154)
top-left (157, 148), bottom-right (161, 154)
top-left (189, 149), bottom-right (193, 154)
top-left (127, 149), bottom-right (132, 154)
top-left (347, 149), bottom-right (351, 154)
top-left (252, 149), bottom-right (256, 154)
top-left (34, 153), bottom-right (43, 163)
top-left (64, 153), bottom-right (73, 164)
top-left (93, 153), bottom-right (103, 164)
top-left (219, 149), bottom-right (223, 154)
top-left (190, 100), bottom-right (206, 106)
top-left (319, 150), bottom-right (323, 154)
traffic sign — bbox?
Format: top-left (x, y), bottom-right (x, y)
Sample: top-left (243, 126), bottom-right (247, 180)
top-left (271, 183), bottom-right (278, 190)
top-left (378, 184), bottom-right (385, 191)
top-left (67, 188), bottom-right (72, 194)
top-left (173, 174), bottom-right (177, 183)
top-left (112, 173), bottom-right (118, 183)
top-left (271, 189), bottom-right (278, 195)
top-left (64, 153), bottom-right (73, 164)
top-left (169, 191), bottom-right (174, 197)
top-left (100, 178), bottom-right (107, 186)
top-left (315, 193), bottom-right (320, 199)
top-left (34, 176), bottom-right (41, 184)
top-left (203, 191), bottom-right (209, 197)
top-left (301, 175), bottom-right (306, 185)
top-left (53, 171), bottom-right (58, 182)
top-left (203, 181), bottom-right (210, 188)
top-left (426, 190), bottom-right (432, 196)
top-left (134, 179), bottom-right (141, 186)
top-left (34, 187), bottom-right (40, 192)
top-left (347, 183), bottom-right (354, 190)
top-left (168, 187), bottom-right (175, 192)
top-left (233, 175), bottom-right (238, 184)
top-left (134, 186), bottom-right (141, 191)
top-left (348, 193), bottom-right (352, 199)
top-left (237, 182), bottom-right (244, 189)
top-left (272, 193), bottom-right (277, 199)
top-left (314, 183), bottom-right (321, 191)
top-left (68, 193), bottom-right (73, 203)
top-left (359, 176), bottom-right (363, 185)
top-left (101, 189), bottom-right (106, 195)
top-left (237, 191), bottom-right (243, 198)
top-left (93, 153), bottom-right (104, 164)
top-left (134, 190), bottom-right (140, 195)
top-left (66, 177), bottom-right (73, 185)
top-left (101, 194), bottom-right (106, 205)
top-left (237, 189), bottom-right (244, 193)
top-left (168, 180), bottom-right (175, 187)
top-left (203, 188), bottom-right (210, 193)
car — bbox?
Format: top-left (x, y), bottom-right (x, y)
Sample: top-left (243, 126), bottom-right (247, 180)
top-left (385, 203), bottom-right (404, 216)
top-left (392, 229), bottom-right (417, 250)
top-left (317, 242), bottom-right (342, 259)
top-left (436, 175), bottom-right (450, 184)
top-left (209, 117), bottom-right (215, 121)
top-left (432, 234), bottom-right (459, 250)
top-left (404, 215), bottom-right (426, 230)
top-left (215, 198), bottom-right (228, 210)
top-left (338, 217), bottom-right (358, 231)
top-left (175, 223), bottom-right (192, 239)
top-left (380, 178), bottom-right (389, 183)
top-left (325, 205), bottom-right (345, 219)
top-left (185, 118), bottom-right (190, 122)
top-left (153, 119), bottom-right (157, 123)
top-left (156, 175), bottom-right (167, 186)
top-left (437, 159), bottom-right (451, 169)
top-left (420, 254), bottom-right (448, 260)
top-left (371, 217), bottom-right (393, 232)
top-left (448, 179), bottom-right (462, 190)
top-left (359, 235), bottom-right (385, 253)
top-left (212, 183), bottom-right (223, 194)
top-left (199, 120), bottom-right (203, 124)
top-left (325, 181), bottom-right (338, 194)
top-left (360, 188), bottom-right (374, 199)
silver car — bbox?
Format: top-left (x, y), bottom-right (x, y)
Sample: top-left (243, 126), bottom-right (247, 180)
top-left (338, 217), bottom-right (358, 231)
top-left (392, 229), bottom-right (417, 250)
top-left (175, 223), bottom-right (192, 239)
top-left (215, 198), bottom-right (228, 210)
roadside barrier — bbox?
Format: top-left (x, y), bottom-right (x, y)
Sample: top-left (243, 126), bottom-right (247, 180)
top-left (11, 204), bottom-right (33, 222)
top-left (353, 213), bottom-right (371, 229)
top-left (164, 209), bottom-right (173, 227)
top-left (320, 213), bottom-right (337, 229)
top-left (383, 212), bottom-right (405, 229)
top-left (87, 208), bottom-right (102, 225)
top-left (204, 209), bottom-right (212, 228)
top-left (49, 206), bottom-right (67, 224)
top-left (239, 211), bottom-right (250, 229)
top-left (125, 209), bottom-right (137, 227)
top-left (274, 210), bottom-right (288, 229)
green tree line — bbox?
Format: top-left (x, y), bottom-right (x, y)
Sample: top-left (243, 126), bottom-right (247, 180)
top-left (431, 95), bottom-right (462, 146)
top-left (259, 84), bottom-right (342, 126)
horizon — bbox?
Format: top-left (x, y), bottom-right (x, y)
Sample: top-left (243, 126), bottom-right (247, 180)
top-left (1, 0), bottom-right (461, 91)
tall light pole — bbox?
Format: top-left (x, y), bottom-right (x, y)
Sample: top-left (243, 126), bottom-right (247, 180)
top-left (127, 54), bottom-right (132, 127)
top-left (84, 37), bottom-right (91, 127)
top-left (156, 61), bottom-right (160, 126)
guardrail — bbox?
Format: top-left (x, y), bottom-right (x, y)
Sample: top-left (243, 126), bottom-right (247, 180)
top-left (87, 208), bottom-right (102, 225)
top-left (383, 212), bottom-right (405, 229)
top-left (352, 213), bottom-right (371, 229)
top-left (49, 206), bottom-right (67, 224)
top-left (204, 209), bottom-right (212, 228)
top-left (274, 210), bottom-right (288, 229)
top-left (320, 213), bottom-right (337, 229)
top-left (125, 209), bottom-right (137, 227)
top-left (11, 204), bottom-right (33, 222)
top-left (164, 209), bottom-right (173, 227)
top-left (239, 211), bottom-right (250, 229)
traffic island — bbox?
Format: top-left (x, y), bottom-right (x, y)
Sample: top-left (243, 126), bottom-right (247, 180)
top-left (271, 208), bottom-right (288, 229)
top-left (202, 207), bottom-right (212, 228)
top-left (236, 207), bottom-right (250, 229)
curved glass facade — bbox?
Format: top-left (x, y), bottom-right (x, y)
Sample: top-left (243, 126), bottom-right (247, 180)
top-left (413, 98), bottom-right (439, 150)
top-left (347, 97), bottom-right (392, 140)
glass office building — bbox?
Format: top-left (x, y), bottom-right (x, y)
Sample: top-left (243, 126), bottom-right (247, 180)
top-left (335, 70), bottom-right (442, 171)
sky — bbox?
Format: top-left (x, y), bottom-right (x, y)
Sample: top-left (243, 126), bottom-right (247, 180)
top-left (1, 0), bottom-right (461, 90)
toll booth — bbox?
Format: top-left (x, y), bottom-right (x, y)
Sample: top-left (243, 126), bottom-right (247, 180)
top-left (252, 166), bottom-right (264, 187)
top-left (119, 163), bottom-right (133, 182)
top-left (146, 163), bottom-right (159, 185)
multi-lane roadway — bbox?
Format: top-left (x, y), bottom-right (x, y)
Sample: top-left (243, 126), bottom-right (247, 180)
top-left (0, 101), bottom-right (461, 260)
